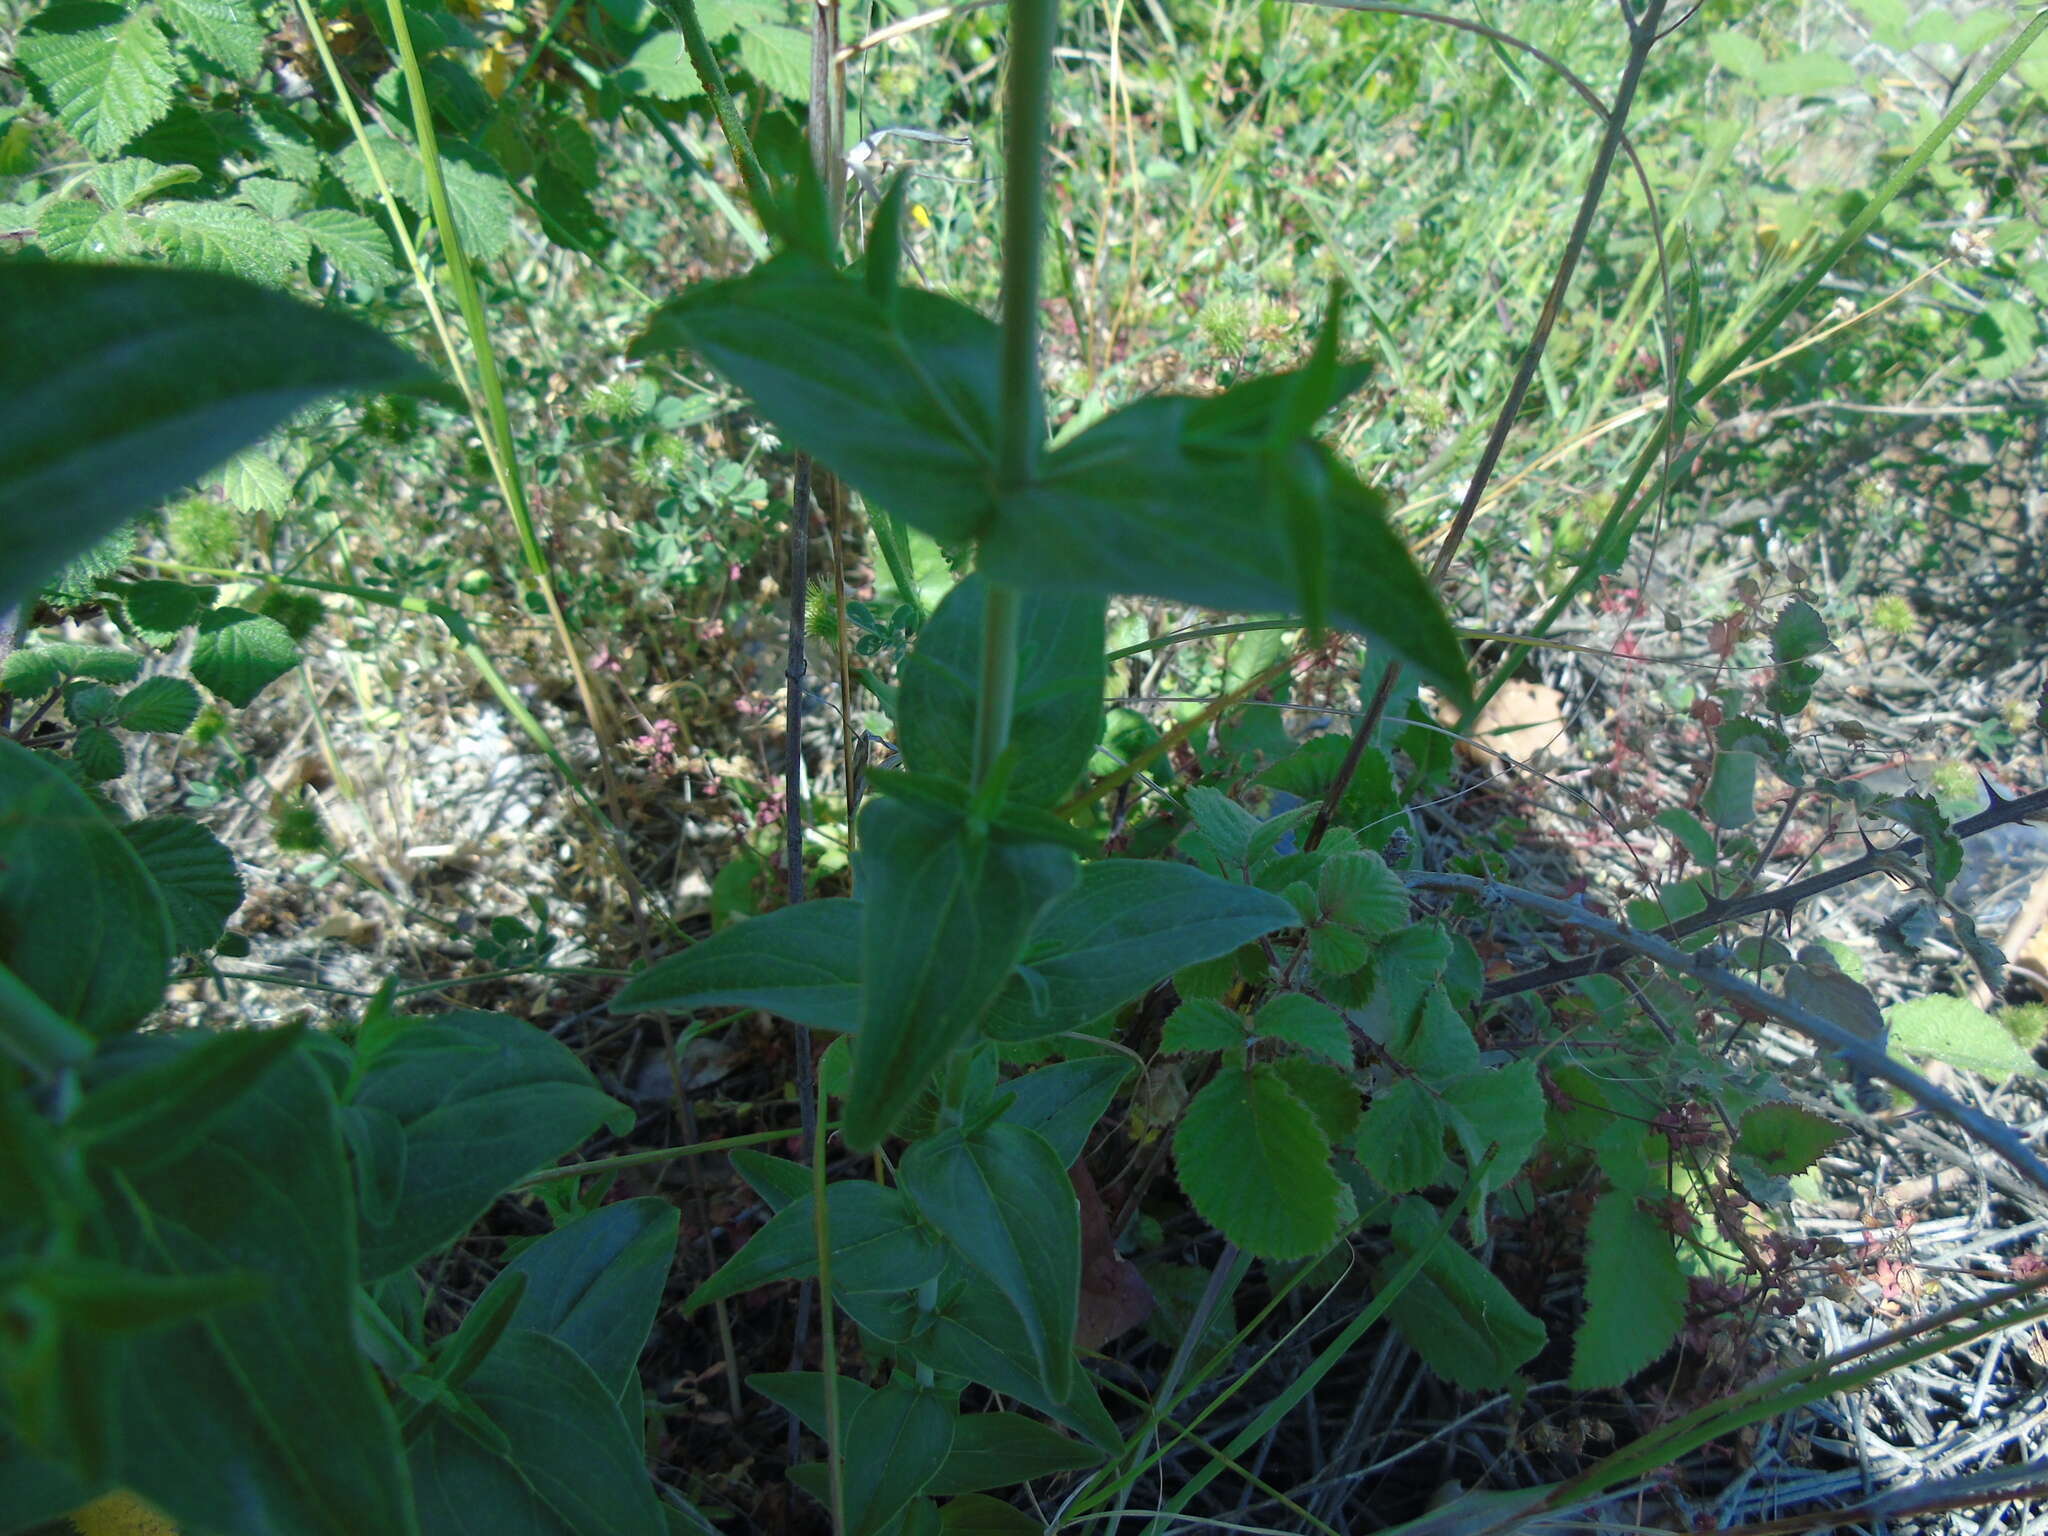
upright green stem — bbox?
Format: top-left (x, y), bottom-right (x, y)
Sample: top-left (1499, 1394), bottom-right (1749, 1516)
top-left (660, 0), bottom-right (772, 224)
top-left (974, 0), bottom-right (1058, 788)
top-left (382, 0), bottom-right (542, 582)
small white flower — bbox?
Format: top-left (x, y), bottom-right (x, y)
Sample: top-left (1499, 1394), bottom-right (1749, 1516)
top-left (1948, 225), bottom-right (1994, 269)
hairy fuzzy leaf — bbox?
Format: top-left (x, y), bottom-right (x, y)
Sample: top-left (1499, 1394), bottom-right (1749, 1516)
top-left (1569, 1187), bottom-right (1686, 1390)
top-left (1174, 1064), bottom-right (1342, 1260)
top-left (120, 816), bottom-right (242, 951)
top-left (17, 4), bottom-right (176, 157)
top-left (189, 606), bottom-right (297, 707)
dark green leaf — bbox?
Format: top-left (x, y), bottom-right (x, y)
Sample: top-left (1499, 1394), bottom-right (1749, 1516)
top-left (997, 1058), bottom-right (1131, 1167)
top-left (104, 1050), bottom-right (416, 1535)
top-left (71, 725), bottom-right (124, 781)
top-left (71, 1024), bottom-right (303, 1171)
top-left (610, 898), bottom-right (862, 1032)
top-left (0, 264), bottom-right (427, 614)
top-left (346, 1011), bottom-right (632, 1279)
top-left (114, 676), bottom-right (202, 735)
top-left (730, 1149), bottom-right (812, 1212)
top-left (748, 1370), bottom-right (874, 1441)
top-left (902, 1123), bottom-right (1080, 1399)
top-left (408, 1331), bottom-right (663, 1536)
top-left (1379, 1198), bottom-right (1545, 1391)
top-left (898, 575), bottom-right (1106, 807)
top-left (189, 606), bottom-right (297, 707)
top-left (926, 1410), bottom-right (1104, 1495)
top-left (847, 798), bottom-right (1076, 1149)
top-left (906, 1281), bottom-right (1121, 1449)
top-left (1252, 993), bottom-right (1352, 1065)
top-left (487, 1199), bottom-right (680, 1402)
top-left (120, 816), bottom-right (243, 952)
top-left (939, 1493), bottom-right (1042, 1534)
top-left (0, 738), bottom-right (171, 1036)
top-left (631, 248), bottom-right (1002, 544)
top-left (842, 1379), bottom-right (955, 1536)
top-left (982, 860), bottom-right (1296, 1041)
top-left (986, 388), bottom-right (1468, 702)
top-left (681, 1181), bottom-right (945, 1312)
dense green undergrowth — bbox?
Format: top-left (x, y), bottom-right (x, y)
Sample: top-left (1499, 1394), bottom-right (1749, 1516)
top-left (6, 1), bottom-right (2048, 1533)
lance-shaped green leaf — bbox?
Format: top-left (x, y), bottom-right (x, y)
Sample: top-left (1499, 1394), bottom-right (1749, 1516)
top-left (982, 860), bottom-right (1297, 1041)
top-left (630, 248), bottom-right (1001, 544)
top-left (901, 1123), bottom-right (1080, 1400)
top-left (997, 1057), bottom-right (1131, 1167)
top-left (406, 1331), bottom-right (663, 1536)
top-left (103, 1050), bottom-right (417, 1535)
top-left (1380, 1197), bottom-right (1545, 1391)
top-left (926, 1411), bottom-right (1105, 1495)
top-left (345, 1011), bottom-right (633, 1279)
top-left (899, 575), bottom-right (1106, 807)
top-left (840, 1379), bottom-right (956, 1536)
top-left (70, 1024), bottom-right (304, 1171)
top-left (847, 798), bottom-right (1076, 1149)
top-left (483, 1199), bottom-right (680, 1403)
top-left (985, 383), bottom-right (1468, 702)
top-left (681, 1181), bottom-right (945, 1312)
top-left (900, 1273), bottom-right (1120, 1449)
top-left (0, 264), bottom-right (429, 614)
top-left (610, 898), bottom-right (862, 1033)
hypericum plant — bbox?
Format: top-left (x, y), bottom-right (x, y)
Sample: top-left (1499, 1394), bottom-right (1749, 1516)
top-left (0, 263), bottom-right (727, 1536)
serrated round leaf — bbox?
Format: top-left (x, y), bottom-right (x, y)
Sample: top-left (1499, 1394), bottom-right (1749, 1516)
top-left (116, 676), bottom-right (202, 735)
top-left (210, 449), bottom-right (290, 513)
top-left (121, 816), bottom-right (244, 952)
top-left (1160, 998), bottom-right (1243, 1055)
top-left (189, 606), bottom-right (297, 707)
top-left (1318, 851), bottom-right (1408, 935)
top-left (17, 3), bottom-right (176, 157)
top-left (1733, 1102), bottom-right (1845, 1176)
top-left (333, 132), bottom-right (515, 260)
top-left (73, 723), bottom-right (126, 781)
top-left (145, 199), bottom-right (311, 285)
top-left (296, 207), bottom-right (400, 288)
top-left (737, 23), bottom-right (811, 98)
top-left (619, 30), bottom-right (698, 98)
top-left (1355, 1078), bottom-right (1446, 1192)
top-left (1252, 992), bottom-right (1352, 1064)
top-left (1568, 1187), bottom-right (1686, 1390)
top-left (0, 265), bottom-right (427, 614)
top-left (1174, 1065), bottom-right (1342, 1260)
top-left (1886, 993), bottom-right (2041, 1080)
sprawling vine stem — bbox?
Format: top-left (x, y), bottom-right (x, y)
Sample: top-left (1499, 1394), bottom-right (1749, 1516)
top-left (1483, 785), bottom-right (2048, 1000)
top-left (1407, 870), bottom-right (2048, 1196)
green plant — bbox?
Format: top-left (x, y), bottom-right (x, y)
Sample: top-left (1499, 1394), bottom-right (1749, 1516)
top-left (11, 0), bottom-right (2048, 1531)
